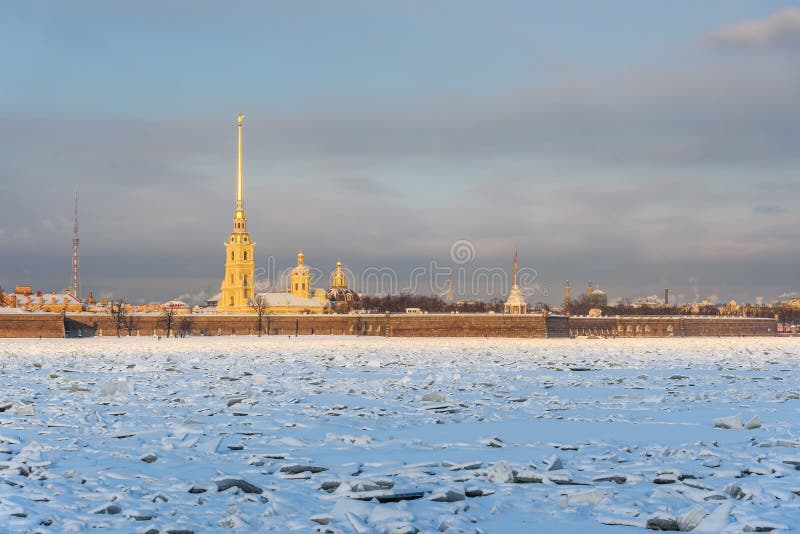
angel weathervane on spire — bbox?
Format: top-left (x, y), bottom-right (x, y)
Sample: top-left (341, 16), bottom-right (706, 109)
top-left (237, 114), bottom-right (245, 125)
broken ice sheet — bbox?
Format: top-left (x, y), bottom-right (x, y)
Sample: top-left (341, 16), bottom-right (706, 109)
top-left (0, 336), bottom-right (798, 532)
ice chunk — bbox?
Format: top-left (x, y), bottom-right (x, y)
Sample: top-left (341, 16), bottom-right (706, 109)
top-left (11, 403), bottom-right (34, 416)
top-left (744, 415), bottom-right (761, 430)
top-left (214, 478), bottom-right (263, 494)
top-left (100, 380), bottom-right (129, 396)
top-left (567, 489), bottom-right (606, 506)
top-left (713, 415), bottom-right (742, 429)
top-left (677, 506), bottom-right (704, 532)
top-left (694, 502), bottom-right (732, 532)
top-left (646, 512), bottom-right (679, 531)
top-left (429, 487), bottom-right (465, 502)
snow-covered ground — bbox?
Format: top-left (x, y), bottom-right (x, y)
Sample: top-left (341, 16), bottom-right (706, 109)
top-left (1, 336), bottom-right (799, 533)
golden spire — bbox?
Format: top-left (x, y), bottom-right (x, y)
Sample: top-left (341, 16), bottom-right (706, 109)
top-left (236, 114), bottom-right (245, 211)
top-left (513, 242), bottom-right (519, 287)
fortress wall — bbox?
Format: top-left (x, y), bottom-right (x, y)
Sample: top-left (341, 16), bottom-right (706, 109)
top-left (0, 313), bottom-right (775, 339)
top-left (63, 313), bottom-right (556, 338)
top-left (569, 316), bottom-right (776, 337)
top-left (0, 313), bottom-right (65, 338)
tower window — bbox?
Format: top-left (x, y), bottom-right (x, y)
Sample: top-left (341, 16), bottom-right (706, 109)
top-left (230, 274), bottom-right (234, 284)
top-left (295, 283), bottom-right (298, 290)
top-left (229, 296), bottom-right (234, 306)
top-left (231, 251), bottom-right (234, 260)
top-left (244, 251), bottom-right (247, 261)
top-left (243, 275), bottom-right (247, 287)
top-left (302, 283), bottom-right (306, 290)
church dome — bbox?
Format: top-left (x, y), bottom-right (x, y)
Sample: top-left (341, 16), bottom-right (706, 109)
top-left (328, 287), bottom-right (360, 303)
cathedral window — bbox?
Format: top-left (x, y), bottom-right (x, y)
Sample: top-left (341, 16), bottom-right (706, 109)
top-left (244, 251), bottom-right (247, 261)
top-left (231, 251), bottom-right (234, 260)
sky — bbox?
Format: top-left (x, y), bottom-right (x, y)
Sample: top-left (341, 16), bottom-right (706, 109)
top-left (1, 1), bottom-right (799, 306)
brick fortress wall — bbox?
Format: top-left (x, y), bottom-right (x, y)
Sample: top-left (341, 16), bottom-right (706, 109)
top-left (0, 313), bottom-right (65, 338)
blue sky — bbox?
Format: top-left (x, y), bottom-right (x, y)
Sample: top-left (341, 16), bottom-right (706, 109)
top-left (1, 1), bottom-right (799, 305)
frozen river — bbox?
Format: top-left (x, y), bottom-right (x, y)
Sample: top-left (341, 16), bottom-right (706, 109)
top-left (1, 336), bottom-right (799, 533)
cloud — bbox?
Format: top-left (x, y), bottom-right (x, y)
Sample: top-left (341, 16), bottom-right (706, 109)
top-left (711, 8), bottom-right (800, 47)
top-left (2, 16), bottom-right (800, 305)
top-left (753, 204), bottom-right (786, 214)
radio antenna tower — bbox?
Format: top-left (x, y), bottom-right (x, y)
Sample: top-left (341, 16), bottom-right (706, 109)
top-left (72, 189), bottom-right (80, 299)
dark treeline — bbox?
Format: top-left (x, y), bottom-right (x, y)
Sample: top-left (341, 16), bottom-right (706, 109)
top-left (360, 293), bottom-right (505, 314)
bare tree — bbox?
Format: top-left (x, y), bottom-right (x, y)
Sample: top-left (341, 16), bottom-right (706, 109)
top-left (122, 312), bottom-right (139, 336)
top-left (110, 300), bottom-right (126, 337)
top-left (249, 294), bottom-right (270, 337)
top-left (178, 316), bottom-right (193, 338)
top-left (161, 306), bottom-right (177, 338)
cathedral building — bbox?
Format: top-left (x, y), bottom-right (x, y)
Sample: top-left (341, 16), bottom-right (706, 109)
top-left (217, 114), bottom-right (255, 313)
top-left (212, 115), bottom-right (338, 315)
top-left (250, 250), bottom-right (329, 314)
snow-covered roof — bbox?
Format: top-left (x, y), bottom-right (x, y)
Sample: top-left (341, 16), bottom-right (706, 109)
top-left (13, 292), bottom-right (82, 305)
top-left (505, 285), bottom-right (527, 306)
top-left (254, 292), bottom-right (328, 308)
top-left (163, 300), bottom-right (190, 309)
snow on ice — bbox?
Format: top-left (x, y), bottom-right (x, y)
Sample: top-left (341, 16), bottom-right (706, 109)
top-left (0, 336), bottom-right (799, 532)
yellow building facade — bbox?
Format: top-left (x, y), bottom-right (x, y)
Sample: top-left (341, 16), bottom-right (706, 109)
top-left (218, 114), bottom-right (255, 313)
top-left (290, 250), bottom-right (311, 299)
top-left (332, 260), bottom-right (347, 288)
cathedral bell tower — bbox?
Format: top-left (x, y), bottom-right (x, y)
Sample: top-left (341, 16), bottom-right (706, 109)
top-left (219, 114), bottom-right (256, 313)
top-left (290, 250), bottom-right (311, 299)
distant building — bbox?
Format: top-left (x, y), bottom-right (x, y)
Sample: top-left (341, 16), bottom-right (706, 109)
top-left (783, 298), bottom-right (800, 309)
top-left (586, 281), bottom-right (608, 308)
top-left (633, 295), bottom-right (666, 307)
top-left (162, 300), bottom-right (191, 314)
top-left (4, 287), bottom-right (83, 313)
top-left (504, 245), bottom-right (528, 314)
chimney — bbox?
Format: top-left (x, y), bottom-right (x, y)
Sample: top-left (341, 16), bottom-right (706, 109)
top-left (664, 288), bottom-right (669, 305)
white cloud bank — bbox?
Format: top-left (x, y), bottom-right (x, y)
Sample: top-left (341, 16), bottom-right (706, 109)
top-left (711, 7), bottom-right (800, 46)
